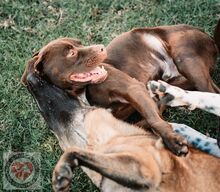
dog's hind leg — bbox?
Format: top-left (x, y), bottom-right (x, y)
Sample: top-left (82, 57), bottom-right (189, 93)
top-left (170, 123), bottom-right (220, 157)
top-left (172, 41), bottom-right (219, 93)
top-left (52, 147), bottom-right (161, 191)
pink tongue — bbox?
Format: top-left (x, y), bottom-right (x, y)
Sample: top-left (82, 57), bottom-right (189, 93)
top-left (70, 74), bottom-right (92, 82)
top-left (78, 73), bottom-right (86, 77)
top-left (70, 67), bottom-right (99, 82)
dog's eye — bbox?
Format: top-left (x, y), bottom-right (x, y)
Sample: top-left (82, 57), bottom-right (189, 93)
top-left (67, 45), bottom-right (73, 49)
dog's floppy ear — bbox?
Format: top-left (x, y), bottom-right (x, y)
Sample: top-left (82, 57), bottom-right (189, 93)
top-left (21, 52), bottom-right (44, 85)
top-left (61, 38), bottom-right (83, 47)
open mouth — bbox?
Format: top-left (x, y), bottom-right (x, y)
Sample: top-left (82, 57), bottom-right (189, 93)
top-left (70, 66), bottom-right (108, 84)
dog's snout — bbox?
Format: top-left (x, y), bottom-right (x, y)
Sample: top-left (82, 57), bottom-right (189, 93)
top-left (27, 73), bottom-right (36, 84)
top-left (26, 73), bottom-right (43, 87)
top-left (99, 45), bottom-right (105, 52)
top-left (92, 44), bottom-right (105, 53)
top-left (96, 45), bottom-right (107, 57)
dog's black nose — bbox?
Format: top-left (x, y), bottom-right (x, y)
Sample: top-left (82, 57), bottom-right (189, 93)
top-left (26, 73), bottom-right (43, 87)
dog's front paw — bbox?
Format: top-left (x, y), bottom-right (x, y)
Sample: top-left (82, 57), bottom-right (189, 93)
top-left (52, 163), bottom-right (73, 192)
top-left (162, 133), bottom-right (188, 156)
top-left (148, 80), bottom-right (188, 107)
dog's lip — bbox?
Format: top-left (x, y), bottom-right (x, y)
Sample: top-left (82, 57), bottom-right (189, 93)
top-left (69, 65), bottom-right (108, 83)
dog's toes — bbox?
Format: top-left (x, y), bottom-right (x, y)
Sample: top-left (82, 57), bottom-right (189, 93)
top-left (148, 80), bottom-right (167, 99)
top-left (148, 81), bottom-right (160, 93)
top-left (52, 163), bottom-right (73, 192)
top-left (148, 81), bottom-right (177, 105)
top-left (160, 93), bottom-right (175, 104)
top-left (162, 133), bottom-right (189, 156)
top-left (149, 80), bottom-right (189, 107)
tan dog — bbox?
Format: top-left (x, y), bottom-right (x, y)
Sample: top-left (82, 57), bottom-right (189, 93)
top-left (21, 22), bottom-right (220, 155)
top-left (26, 73), bottom-right (220, 192)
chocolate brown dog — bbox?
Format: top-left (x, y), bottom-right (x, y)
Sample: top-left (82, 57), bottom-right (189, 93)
top-left (21, 22), bottom-right (220, 155)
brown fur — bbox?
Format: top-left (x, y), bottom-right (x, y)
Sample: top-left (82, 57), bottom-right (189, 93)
top-left (22, 23), bottom-right (220, 155)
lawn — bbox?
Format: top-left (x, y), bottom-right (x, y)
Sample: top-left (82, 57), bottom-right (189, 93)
top-left (0, 0), bottom-right (219, 191)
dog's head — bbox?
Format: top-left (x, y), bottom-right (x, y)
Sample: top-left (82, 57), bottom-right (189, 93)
top-left (21, 38), bottom-right (108, 91)
top-left (26, 72), bottom-right (81, 130)
top-left (26, 73), bottom-right (91, 149)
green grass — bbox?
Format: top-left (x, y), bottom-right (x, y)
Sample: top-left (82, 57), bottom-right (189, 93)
top-left (0, 0), bottom-right (219, 191)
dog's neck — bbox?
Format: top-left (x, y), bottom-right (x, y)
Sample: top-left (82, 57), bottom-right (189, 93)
top-left (52, 91), bottom-right (96, 150)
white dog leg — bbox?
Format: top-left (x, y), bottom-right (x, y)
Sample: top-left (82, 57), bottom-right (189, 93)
top-left (148, 80), bottom-right (220, 116)
top-left (170, 123), bottom-right (220, 158)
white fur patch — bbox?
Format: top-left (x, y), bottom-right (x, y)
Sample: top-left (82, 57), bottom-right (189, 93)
top-left (142, 34), bottom-right (180, 81)
top-left (183, 91), bottom-right (220, 116)
top-left (142, 34), bottom-right (166, 54)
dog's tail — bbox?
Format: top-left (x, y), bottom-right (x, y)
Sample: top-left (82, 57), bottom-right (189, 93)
top-left (214, 19), bottom-right (220, 51)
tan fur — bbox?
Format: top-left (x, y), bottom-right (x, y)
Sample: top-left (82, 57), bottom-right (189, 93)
top-left (54, 108), bottom-right (220, 192)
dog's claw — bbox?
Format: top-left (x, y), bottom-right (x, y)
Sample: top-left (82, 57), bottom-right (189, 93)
top-left (163, 133), bottom-right (189, 156)
top-left (52, 163), bottom-right (73, 192)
